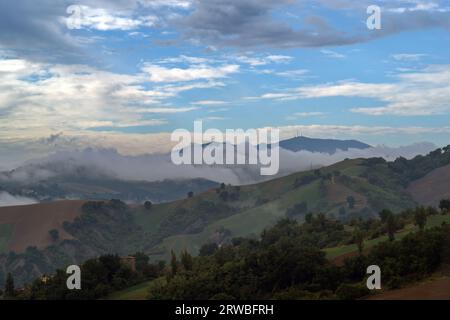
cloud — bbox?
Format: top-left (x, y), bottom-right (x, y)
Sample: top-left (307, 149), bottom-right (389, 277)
top-left (0, 140), bottom-right (437, 187)
top-left (0, 0), bottom-right (191, 63)
top-left (133, 107), bottom-right (199, 113)
top-left (191, 100), bottom-right (228, 106)
top-left (391, 53), bottom-right (427, 61)
top-left (235, 54), bottom-right (293, 66)
top-left (321, 50), bottom-right (346, 59)
top-left (179, 0), bottom-right (366, 49)
top-left (289, 112), bottom-right (327, 118)
top-left (275, 69), bottom-right (309, 79)
top-left (0, 192), bottom-right (37, 207)
top-left (64, 5), bottom-right (159, 31)
top-left (255, 64), bottom-right (450, 116)
top-left (142, 63), bottom-right (239, 82)
top-left (175, 0), bottom-right (450, 49)
top-left (0, 56), bottom-right (230, 136)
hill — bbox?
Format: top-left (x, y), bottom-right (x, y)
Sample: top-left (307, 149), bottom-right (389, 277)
top-left (0, 201), bottom-right (84, 253)
top-left (0, 145), bottom-right (449, 286)
top-left (407, 164), bottom-right (450, 206)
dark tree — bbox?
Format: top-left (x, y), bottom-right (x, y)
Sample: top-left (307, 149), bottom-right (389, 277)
top-left (414, 209), bottom-right (427, 231)
top-left (353, 229), bottom-right (364, 255)
top-left (378, 209), bottom-right (393, 223)
top-left (439, 199), bottom-right (450, 212)
top-left (187, 191), bottom-right (194, 198)
top-left (346, 196), bottom-right (356, 209)
top-left (170, 251), bottom-right (178, 276)
top-left (48, 229), bottom-right (59, 242)
top-left (199, 242), bottom-right (218, 256)
top-left (144, 201), bottom-right (153, 210)
top-left (386, 215), bottom-right (396, 241)
top-left (4, 273), bottom-right (15, 298)
top-left (181, 250), bottom-right (193, 271)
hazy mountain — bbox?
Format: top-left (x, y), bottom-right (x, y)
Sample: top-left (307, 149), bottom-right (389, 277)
top-left (279, 136), bottom-right (371, 153)
top-left (0, 138), bottom-right (437, 204)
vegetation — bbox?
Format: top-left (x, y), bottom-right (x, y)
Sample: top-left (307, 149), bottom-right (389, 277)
top-left (1, 146), bottom-right (450, 290)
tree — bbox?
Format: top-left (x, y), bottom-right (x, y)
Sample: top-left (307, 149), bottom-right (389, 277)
top-left (170, 251), bottom-right (178, 276)
top-left (133, 252), bottom-right (150, 273)
top-left (199, 242), bottom-right (218, 256)
top-left (4, 273), bottom-right (15, 298)
top-left (439, 199), bottom-right (450, 213)
top-left (304, 213), bottom-right (313, 224)
top-left (414, 209), bottom-right (427, 231)
top-left (187, 191), bottom-right (194, 198)
top-left (386, 214), bottom-right (396, 241)
top-left (144, 201), bottom-right (153, 210)
top-left (220, 183), bottom-right (226, 190)
top-left (353, 229), bottom-right (364, 255)
top-left (346, 196), bottom-right (355, 209)
top-left (378, 209), bottom-right (393, 223)
top-left (48, 229), bottom-right (59, 242)
top-left (181, 250), bottom-right (193, 271)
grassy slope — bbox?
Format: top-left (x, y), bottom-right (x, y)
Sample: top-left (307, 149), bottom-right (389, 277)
top-left (141, 159), bottom-right (419, 260)
top-left (106, 280), bottom-right (154, 300)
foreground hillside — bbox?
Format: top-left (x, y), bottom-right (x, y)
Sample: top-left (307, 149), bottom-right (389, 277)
top-left (10, 207), bottom-right (449, 300)
top-left (0, 145), bottom-right (449, 286)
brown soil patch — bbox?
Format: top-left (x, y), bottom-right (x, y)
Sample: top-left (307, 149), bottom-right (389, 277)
top-left (0, 200), bottom-right (85, 252)
top-left (368, 276), bottom-right (450, 300)
top-left (407, 164), bottom-right (450, 206)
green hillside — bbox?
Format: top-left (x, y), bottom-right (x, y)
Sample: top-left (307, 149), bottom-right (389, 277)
top-left (1, 146), bottom-right (450, 287)
top-left (109, 212), bottom-right (450, 301)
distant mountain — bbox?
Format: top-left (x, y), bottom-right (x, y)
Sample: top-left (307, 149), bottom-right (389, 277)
top-left (279, 136), bottom-right (371, 154)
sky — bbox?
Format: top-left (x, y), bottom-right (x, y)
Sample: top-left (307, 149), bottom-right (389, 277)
top-left (1, 0), bottom-right (450, 160)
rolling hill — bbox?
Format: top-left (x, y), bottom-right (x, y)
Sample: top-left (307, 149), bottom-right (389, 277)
top-left (0, 145), bottom-right (449, 286)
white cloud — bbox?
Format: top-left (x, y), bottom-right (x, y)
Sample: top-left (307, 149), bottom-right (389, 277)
top-left (142, 64), bottom-right (239, 82)
top-left (64, 6), bottom-right (159, 31)
top-left (320, 49), bottom-right (346, 59)
top-left (289, 112), bottom-right (327, 118)
top-left (133, 107), bottom-right (199, 113)
top-left (191, 100), bottom-right (228, 106)
top-left (391, 53), bottom-right (427, 61)
top-left (235, 54), bottom-right (293, 66)
top-left (275, 69), bottom-right (309, 79)
top-left (0, 57), bottom-right (228, 136)
top-left (257, 64), bottom-right (450, 116)
top-left (158, 55), bottom-right (212, 65)
top-left (140, 0), bottom-right (193, 9)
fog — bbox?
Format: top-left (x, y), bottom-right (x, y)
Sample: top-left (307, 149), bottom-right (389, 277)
top-left (0, 142), bottom-right (437, 186)
top-left (0, 192), bottom-right (38, 207)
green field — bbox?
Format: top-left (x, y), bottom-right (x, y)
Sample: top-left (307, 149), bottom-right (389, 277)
top-left (106, 280), bottom-right (153, 300)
